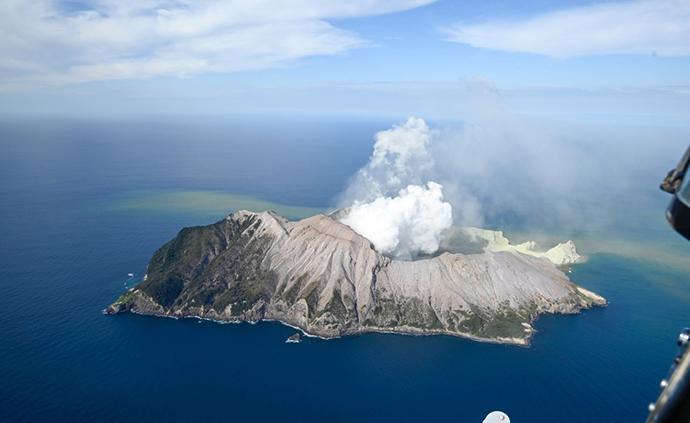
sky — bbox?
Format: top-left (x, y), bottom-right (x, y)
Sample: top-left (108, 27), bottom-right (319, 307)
top-left (1, 0), bottom-right (689, 264)
top-left (1, 0), bottom-right (690, 120)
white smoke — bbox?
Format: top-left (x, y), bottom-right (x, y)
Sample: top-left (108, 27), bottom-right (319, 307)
top-left (337, 117), bottom-right (457, 258)
top-left (337, 78), bottom-right (651, 258)
top-left (340, 182), bottom-right (452, 258)
top-left (340, 116), bottom-right (435, 202)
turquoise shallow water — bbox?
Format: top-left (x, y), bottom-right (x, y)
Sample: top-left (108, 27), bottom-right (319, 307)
top-left (1, 118), bottom-right (689, 422)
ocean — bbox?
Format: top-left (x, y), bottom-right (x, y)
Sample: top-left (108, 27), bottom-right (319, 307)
top-left (1, 117), bottom-right (689, 422)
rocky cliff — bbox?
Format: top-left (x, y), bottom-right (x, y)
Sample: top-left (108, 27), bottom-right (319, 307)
top-left (106, 210), bottom-right (605, 345)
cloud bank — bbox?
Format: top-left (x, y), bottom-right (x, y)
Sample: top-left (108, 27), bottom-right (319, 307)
top-left (445, 0), bottom-right (690, 57)
top-left (0, 0), bottom-right (433, 86)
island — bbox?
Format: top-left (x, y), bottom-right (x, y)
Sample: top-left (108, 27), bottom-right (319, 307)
top-left (286, 333), bottom-right (302, 343)
top-left (106, 210), bottom-right (606, 345)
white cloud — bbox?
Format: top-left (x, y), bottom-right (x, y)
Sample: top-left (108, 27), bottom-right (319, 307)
top-left (445, 0), bottom-right (690, 57)
top-left (0, 0), bottom-right (433, 87)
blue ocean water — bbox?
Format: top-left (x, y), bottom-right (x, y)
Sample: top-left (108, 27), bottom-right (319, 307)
top-left (1, 117), bottom-right (689, 422)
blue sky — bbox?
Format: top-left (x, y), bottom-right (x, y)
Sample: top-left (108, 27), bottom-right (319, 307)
top-left (2, 0), bottom-right (690, 120)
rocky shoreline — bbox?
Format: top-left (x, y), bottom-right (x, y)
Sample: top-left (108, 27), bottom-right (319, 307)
top-left (105, 298), bottom-right (535, 345)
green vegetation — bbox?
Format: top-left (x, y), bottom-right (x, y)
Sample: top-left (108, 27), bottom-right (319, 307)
top-left (457, 306), bottom-right (528, 339)
top-left (576, 289), bottom-right (595, 305)
top-left (457, 308), bottom-right (485, 334)
top-left (281, 280), bottom-right (302, 304)
top-left (213, 280), bottom-right (267, 314)
top-left (302, 282), bottom-right (321, 316)
top-left (399, 298), bottom-right (443, 330)
top-left (141, 274), bottom-right (183, 308)
top-left (366, 297), bottom-right (400, 327)
top-left (478, 310), bottom-right (527, 339)
top-left (320, 286), bottom-right (349, 319)
top-left (113, 289), bottom-right (136, 306)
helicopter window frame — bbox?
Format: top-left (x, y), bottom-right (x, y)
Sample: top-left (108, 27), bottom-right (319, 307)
top-left (678, 170), bottom-right (690, 207)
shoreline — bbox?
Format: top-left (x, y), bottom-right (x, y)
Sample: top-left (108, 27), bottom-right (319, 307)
top-left (106, 306), bottom-right (532, 346)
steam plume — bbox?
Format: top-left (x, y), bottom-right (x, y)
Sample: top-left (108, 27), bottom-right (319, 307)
top-left (337, 78), bottom-right (653, 258)
top-left (340, 182), bottom-right (452, 258)
top-left (337, 117), bottom-right (456, 258)
top-left (340, 116), bottom-right (434, 202)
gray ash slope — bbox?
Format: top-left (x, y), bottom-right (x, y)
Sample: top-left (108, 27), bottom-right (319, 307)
top-left (107, 210), bottom-right (605, 345)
